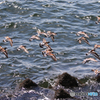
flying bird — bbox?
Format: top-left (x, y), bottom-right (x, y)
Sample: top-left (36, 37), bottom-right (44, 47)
top-left (94, 44), bottom-right (100, 50)
top-left (29, 35), bottom-right (40, 41)
top-left (17, 45), bottom-right (29, 53)
top-left (86, 49), bottom-right (100, 60)
top-left (91, 69), bottom-right (100, 75)
top-left (82, 58), bottom-right (97, 64)
top-left (47, 31), bottom-right (57, 36)
top-left (76, 31), bottom-right (89, 38)
top-left (47, 31), bottom-right (57, 42)
top-left (3, 36), bottom-right (13, 46)
top-left (77, 37), bottom-right (90, 45)
top-left (0, 46), bottom-right (8, 58)
top-left (39, 38), bottom-right (51, 49)
top-left (37, 29), bottom-right (48, 37)
top-left (42, 49), bottom-right (57, 61)
top-left (95, 16), bottom-right (100, 24)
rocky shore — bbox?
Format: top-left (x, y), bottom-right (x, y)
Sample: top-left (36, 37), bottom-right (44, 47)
top-left (0, 72), bottom-right (100, 100)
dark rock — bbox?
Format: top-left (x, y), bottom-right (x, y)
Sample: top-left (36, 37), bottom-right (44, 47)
top-left (54, 88), bottom-right (71, 99)
top-left (56, 72), bottom-right (78, 88)
top-left (96, 73), bottom-right (100, 82)
top-left (19, 78), bottom-right (38, 89)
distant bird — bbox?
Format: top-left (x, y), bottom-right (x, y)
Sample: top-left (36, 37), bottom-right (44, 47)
top-left (0, 46), bottom-right (8, 58)
top-left (3, 36), bottom-right (13, 46)
top-left (39, 38), bottom-right (51, 49)
top-left (82, 58), bottom-right (97, 64)
top-left (94, 44), bottom-right (100, 50)
top-left (29, 35), bottom-right (40, 41)
top-left (91, 69), bottom-right (100, 75)
top-left (86, 49), bottom-right (100, 60)
top-left (77, 37), bottom-right (90, 45)
top-left (95, 16), bottom-right (100, 24)
top-left (47, 31), bottom-right (57, 42)
top-left (37, 29), bottom-right (48, 37)
top-left (42, 49), bottom-right (57, 61)
top-left (76, 31), bottom-right (89, 38)
top-left (17, 45), bottom-right (29, 53)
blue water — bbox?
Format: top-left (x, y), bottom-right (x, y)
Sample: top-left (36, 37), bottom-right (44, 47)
top-left (0, 0), bottom-right (100, 95)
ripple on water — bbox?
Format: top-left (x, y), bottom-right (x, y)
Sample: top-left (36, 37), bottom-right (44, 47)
top-left (0, 0), bottom-right (100, 98)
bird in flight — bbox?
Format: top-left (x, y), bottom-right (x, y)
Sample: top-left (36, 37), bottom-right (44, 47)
top-left (91, 69), bottom-right (100, 75)
top-left (47, 31), bottom-right (57, 42)
top-left (37, 29), bottom-right (48, 37)
top-left (82, 58), bottom-right (97, 64)
top-left (39, 38), bottom-right (51, 50)
top-left (95, 16), bottom-right (100, 24)
top-left (77, 37), bottom-right (90, 45)
top-left (76, 31), bottom-right (89, 38)
top-left (17, 45), bottom-right (29, 53)
top-left (0, 46), bottom-right (8, 58)
top-left (29, 35), bottom-right (40, 41)
top-left (42, 49), bottom-right (57, 61)
top-left (86, 49), bottom-right (100, 60)
top-left (3, 36), bottom-right (13, 46)
top-left (94, 44), bottom-right (100, 50)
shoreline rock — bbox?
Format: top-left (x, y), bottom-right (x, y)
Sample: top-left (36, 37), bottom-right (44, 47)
top-left (56, 72), bottom-right (79, 88)
top-left (1, 72), bottom-right (100, 100)
top-left (54, 88), bottom-right (71, 99)
top-left (19, 78), bottom-right (38, 89)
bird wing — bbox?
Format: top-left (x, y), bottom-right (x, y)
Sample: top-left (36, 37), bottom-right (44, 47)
top-left (83, 38), bottom-right (90, 45)
top-left (82, 59), bottom-right (90, 64)
top-left (9, 39), bottom-right (13, 46)
top-left (23, 48), bottom-right (29, 53)
top-left (47, 52), bottom-right (57, 61)
top-left (42, 51), bottom-right (47, 57)
top-left (91, 51), bottom-right (100, 60)
top-left (3, 49), bottom-right (8, 58)
top-left (50, 54), bottom-right (57, 61)
top-left (35, 36), bottom-right (40, 40)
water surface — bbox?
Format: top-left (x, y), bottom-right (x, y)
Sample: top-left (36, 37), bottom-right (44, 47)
top-left (0, 0), bottom-right (100, 96)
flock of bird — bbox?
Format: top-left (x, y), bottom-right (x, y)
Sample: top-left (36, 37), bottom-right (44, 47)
top-left (76, 16), bottom-right (100, 75)
top-left (0, 16), bottom-right (100, 74)
top-left (0, 29), bottom-right (57, 61)
top-left (77, 32), bottom-right (100, 63)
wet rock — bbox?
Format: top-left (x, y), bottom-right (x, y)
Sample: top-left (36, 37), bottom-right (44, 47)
top-left (54, 88), bottom-right (71, 99)
top-left (19, 78), bottom-right (38, 89)
top-left (56, 72), bottom-right (78, 88)
top-left (96, 73), bottom-right (100, 82)
top-left (0, 78), bottom-right (55, 100)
